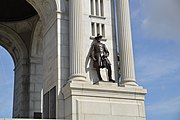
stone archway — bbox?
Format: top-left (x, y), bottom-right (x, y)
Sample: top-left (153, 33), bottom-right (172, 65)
top-left (0, 24), bottom-right (28, 65)
top-left (0, 0), bottom-right (59, 118)
top-left (0, 23), bottom-right (29, 118)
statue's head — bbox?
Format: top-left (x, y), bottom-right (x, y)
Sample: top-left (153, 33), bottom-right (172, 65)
top-left (95, 34), bottom-right (102, 42)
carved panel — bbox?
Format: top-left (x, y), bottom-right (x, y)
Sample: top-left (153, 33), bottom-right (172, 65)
top-left (43, 86), bottom-right (56, 119)
top-left (43, 92), bottom-right (49, 119)
top-left (50, 86), bottom-right (56, 119)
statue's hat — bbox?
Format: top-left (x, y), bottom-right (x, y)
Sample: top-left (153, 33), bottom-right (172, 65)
top-left (95, 34), bottom-right (102, 39)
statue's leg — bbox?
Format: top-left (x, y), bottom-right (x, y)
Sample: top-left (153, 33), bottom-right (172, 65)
top-left (107, 64), bottom-right (112, 80)
top-left (107, 64), bottom-right (115, 82)
top-left (96, 67), bottom-right (103, 81)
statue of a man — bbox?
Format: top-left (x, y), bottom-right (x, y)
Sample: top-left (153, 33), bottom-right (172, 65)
top-left (90, 34), bottom-right (115, 83)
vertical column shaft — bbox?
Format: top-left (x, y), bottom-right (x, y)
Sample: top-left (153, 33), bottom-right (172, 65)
top-left (98, 0), bottom-right (101, 16)
top-left (93, 0), bottom-right (96, 15)
top-left (94, 23), bottom-right (97, 36)
top-left (99, 24), bottom-right (102, 35)
top-left (116, 0), bottom-right (137, 86)
top-left (69, 0), bottom-right (86, 81)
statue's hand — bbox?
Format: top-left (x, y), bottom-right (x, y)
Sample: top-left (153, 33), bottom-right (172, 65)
top-left (103, 55), bottom-right (108, 58)
top-left (92, 57), bottom-right (96, 61)
top-left (90, 55), bottom-right (96, 61)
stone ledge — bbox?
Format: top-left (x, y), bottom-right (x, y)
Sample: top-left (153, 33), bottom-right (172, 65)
top-left (62, 81), bottom-right (147, 100)
top-left (89, 15), bottom-right (106, 19)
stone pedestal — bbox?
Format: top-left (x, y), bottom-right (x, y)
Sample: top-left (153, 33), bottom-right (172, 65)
top-left (62, 82), bottom-right (147, 120)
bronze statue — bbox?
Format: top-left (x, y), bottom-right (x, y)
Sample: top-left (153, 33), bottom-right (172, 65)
top-left (90, 34), bottom-right (115, 83)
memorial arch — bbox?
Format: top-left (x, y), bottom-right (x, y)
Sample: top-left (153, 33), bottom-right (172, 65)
top-left (0, 23), bottom-right (29, 117)
top-left (0, 0), bottom-right (147, 120)
top-left (0, 0), bottom-right (60, 118)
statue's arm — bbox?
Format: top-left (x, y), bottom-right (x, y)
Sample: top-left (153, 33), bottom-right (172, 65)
top-left (89, 44), bottom-right (96, 61)
top-left (104, 44), bottom-right (109, 57)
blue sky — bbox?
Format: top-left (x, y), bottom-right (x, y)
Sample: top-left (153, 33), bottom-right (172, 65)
top-left (0, 46), bottom-right (14, 118)
top-left (130, 0), bottom-right (180, 120)
top-left (0, 0), bottom-right (180, 120)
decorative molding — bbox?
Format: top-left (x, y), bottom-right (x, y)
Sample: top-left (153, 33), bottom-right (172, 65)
top-left (31, 19), bottom-right (43, 56)
top-left (0, 24), bottom-right (28, 65)
top-left (89, 15), bottom-right (106, 20)
top-left (89, 36), bottom-right (107, 41)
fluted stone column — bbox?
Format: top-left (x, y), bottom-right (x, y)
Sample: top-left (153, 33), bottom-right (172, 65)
top-left (116, 0), bottom-right (137, 86)
top-left (69, 0), bottom-right (86, 81)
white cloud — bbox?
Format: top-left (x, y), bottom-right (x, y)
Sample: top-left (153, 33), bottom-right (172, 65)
top-left (147, 96), bottom-right (180, 114)
top-left (141, 0), bottom-right (180, 41)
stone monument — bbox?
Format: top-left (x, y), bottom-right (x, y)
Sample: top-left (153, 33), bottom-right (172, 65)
top-left (62, 0), bottom-right (147, 120)
top-left (0, 0), bottom-right (146, 120)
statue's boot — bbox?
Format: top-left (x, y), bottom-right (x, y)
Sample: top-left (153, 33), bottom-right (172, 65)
top-left (109, 78), bottom-right (115, 83)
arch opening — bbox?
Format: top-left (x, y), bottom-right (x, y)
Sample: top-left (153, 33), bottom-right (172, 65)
top-left (0, 46), bottom-right (14, 118)
top-left (0, 0), bottom-right (58, 118)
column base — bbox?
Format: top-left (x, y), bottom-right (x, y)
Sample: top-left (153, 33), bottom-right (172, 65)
top-left (68, 74), bottom-right (87, 82)
top-left (120, 79), bottom-right (138, 87)
top-left (62, 81), bottom-right (147, 120)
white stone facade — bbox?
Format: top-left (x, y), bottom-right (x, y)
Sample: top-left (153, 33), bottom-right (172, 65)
top-left (0, 0), bottom-right (147, 119)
